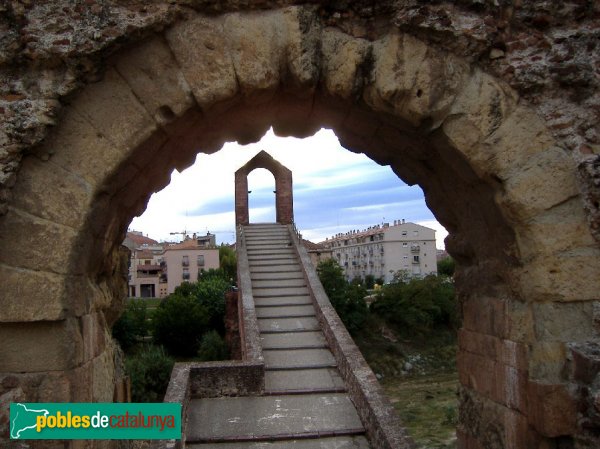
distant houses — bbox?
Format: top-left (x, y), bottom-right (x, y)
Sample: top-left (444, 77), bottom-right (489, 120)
top-left (319, 220), bottom-right (438, 283)
top-left (123, 231), bottom-right (220, 298)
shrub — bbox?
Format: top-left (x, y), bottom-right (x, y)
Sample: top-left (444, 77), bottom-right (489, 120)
top-left (152, 294), bottom-right (209, 357)
top-left (197, 330), bottom-right (230, 361)
top-left (195, 274), bottom-right (230, 334)
top-left (126, 345), bottom-right (174, 402)
top-left (371, 274), bottom-right (457, 335)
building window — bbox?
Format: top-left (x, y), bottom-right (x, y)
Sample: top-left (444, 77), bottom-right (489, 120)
top-left (413, 230), bottom-right (419, 236)
top-left (413, 255), bottom-right (420, 263)
top-left (197, 255), bottom-right (205, 266)
top-left (402, 231), bottom-right (407, 236)
top-left (402, 242), bottom-right (408, 247)
top-left (182, 255), bottom-right (189, 267)
top-left (182, 268), bottom-right (190, 280)
top-left (144, 259), bottom-right (151, 265)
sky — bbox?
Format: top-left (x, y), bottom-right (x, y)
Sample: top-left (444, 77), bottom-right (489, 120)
top-left (129, 128), bottom-right (449, 249)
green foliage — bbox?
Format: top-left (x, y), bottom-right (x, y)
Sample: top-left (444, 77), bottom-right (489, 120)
top-left (112, 299), bottom-right (149, 351)
top-left (152, 293), bottom-right (209, 357)
top-left (152, 270), bottom-right (232, 357)
top-left (197, 330), bottom-right (230, 361)
top-left (364, 274), bottom-right (376, 289)
top-left (316, 259), bottom-right (347, 305)
top-left (316, 259), bottom-right (368, 335)
top-left (371, 274), bottom-right (457, 335)
top-left (219, 245), bottom-right (237, 282)
top-left (437, 257), bottom-right (455, 277)
top-left (126, 345), bottom-right (174, 402)
top-left (195, 274), bottom-right (230, 334)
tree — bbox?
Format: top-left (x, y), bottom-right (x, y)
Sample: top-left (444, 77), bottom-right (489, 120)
top-left (316, 259), bottom-right (368, 336)
top-left (364, 274), bottom-right (376, 289)
top-left (152, 294), bottom-right (209, 357)
top-left (437, 256), bottom-right (455, 277)
top-left (371, 274), bottom-right (457, 335)
top-left (219, 245), bottom-right (237, 282)
top-left (112, 299), bottom-right (149, 351)
top-left (316, 259), bottom-right (347, 306)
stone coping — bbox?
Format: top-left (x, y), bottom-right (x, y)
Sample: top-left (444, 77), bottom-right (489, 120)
top-left (287, 225), bottom-right (415, 449)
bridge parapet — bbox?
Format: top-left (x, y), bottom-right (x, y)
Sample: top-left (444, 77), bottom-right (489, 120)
top-left (287, 224), bottom-right (414, 449)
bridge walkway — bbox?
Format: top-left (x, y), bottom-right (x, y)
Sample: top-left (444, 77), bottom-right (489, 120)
top-left (186, 223), bottom-right (371, 448)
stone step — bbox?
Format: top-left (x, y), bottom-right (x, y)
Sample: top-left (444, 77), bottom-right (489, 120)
top-left (247, 248), bottom-right (295, 255)
top-left (261, 331), bottom-right (326, 349)
top-left (246, 241), bottom-right (292, 248)
top-left (255, 305), bottom-right (315, 318)
top-left (265, 368), bottom-right (346, 394)
top-left (253, 287), bottom-right (310, 297)
top-left (248, 259), bottom-right (300, 268)
top-left (251, 271), bottom-right (305, 281)
top-left (249, 264), bottom-right (302, 273)
top-left (186, 394), bottom-right (365, 443)
top-left (254, 296), bottom-right (313, 307)
top-left (258, 317), bottom-right (320, 333)
top-left (264, 348), bottom-right (337, 369)
top-left (187, 435), bottom-right (371, 449)
top-left (247, 254), bottom-right (297, 262)
top-left (252, 278), bottom-right (307, 289)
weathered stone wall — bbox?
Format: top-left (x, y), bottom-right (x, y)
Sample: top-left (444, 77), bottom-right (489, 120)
top-left (0, 2), bottom-right (599, 449)
top-left (0, 0), bottom-right (599, 232)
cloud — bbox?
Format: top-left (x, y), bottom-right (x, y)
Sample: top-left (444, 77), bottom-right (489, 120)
top-left (129, 128), bottom-right (448, 248)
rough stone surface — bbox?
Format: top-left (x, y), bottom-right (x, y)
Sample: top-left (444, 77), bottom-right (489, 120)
top-left (1, 2), bottom-right (600, 448)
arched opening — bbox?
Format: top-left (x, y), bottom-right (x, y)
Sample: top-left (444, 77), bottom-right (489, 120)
top-left (247, 168), bottom-right (277, 224)
top-left (1, 6), bottom-right (598, 448)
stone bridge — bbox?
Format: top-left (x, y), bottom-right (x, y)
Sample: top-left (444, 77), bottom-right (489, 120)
top-left (0, 1), bottom-right (599, 448)
top-left (162, 223), bottom-right (409, 449)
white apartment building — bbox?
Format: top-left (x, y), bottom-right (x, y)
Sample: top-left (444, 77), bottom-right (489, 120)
top-left (322, 220), bottom-right (437, 283)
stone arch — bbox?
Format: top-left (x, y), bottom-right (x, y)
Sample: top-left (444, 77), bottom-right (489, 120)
top-left (0, 5), bottom-right (599, 448)
top-left (235, 151), bottom-right (293, 225)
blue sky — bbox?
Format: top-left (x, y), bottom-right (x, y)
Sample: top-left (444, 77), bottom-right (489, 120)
top-left (129, 128), bottom-right (448, 248)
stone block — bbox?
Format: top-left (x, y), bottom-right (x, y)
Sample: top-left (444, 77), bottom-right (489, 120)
top-left (529, 341), bottom-right (567, 382)
top-left (92, 347), bottom-right (116, 402)
top-left (0, 208), bottom-right (80, 275)
top-left (0, 319), bottom-right (83, 372)
top-left (518, 249), bottom-right (600, 302)
top-left (366, 32), bottom-right (468, 127)
top-left (442, 70), bottom-right (518, 159)
top-left (527, 382), bottom-right (577, 437)
top-left (499, 146), bottom-right (579, 222)
top-left (282, 6), bottom-right (320, 91)
top-left (533, 301), bottom-right (594, 341)
top-left (81, 312), bottom-right (107, 362)
top-left (462, 297), bottom-right (508, 338)
top-left (70, 67), bottom-right (157, 154)
top-left (10, 156), bottom-right (91, 229)
top-left (0, 264), bottom-right (68, 322)
top-left (321, 28), bottom-right (371, 100)
top-left (496, 363), bottom-right (528, 413)
top-left (166, 14), bottom-right (238, 109)
top-left (113, 36), bottom-right (194, 125)
top-left (457, 350), bottom-right (497, 400)
top-left (224, 11), bottom-right (284, 101)
top-left (45, 106), bottom-right (132, 186)
top-left (514, 196), bottom-right (597, 261)
top-left (569, 341), bottom-right (600, 385)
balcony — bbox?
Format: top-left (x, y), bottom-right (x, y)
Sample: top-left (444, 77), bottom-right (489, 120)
top-left (411, 245), bottom-right (420, 253)
top-left (182, 260), bottom-right (189, 267)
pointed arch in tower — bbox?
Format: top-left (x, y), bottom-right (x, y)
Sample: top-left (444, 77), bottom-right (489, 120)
top-left (235, 151), bottom-right (293, 225)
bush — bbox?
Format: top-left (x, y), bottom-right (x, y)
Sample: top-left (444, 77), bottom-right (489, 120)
top-left (437, 257), bottom-right (455, 277)
top-left (371, 274), bottom-right (457, 335)
top-left (316, 259), bottom-right (368, 336)
top-left (197, 330), bottom-right (230, 361)
top-left (195, 274), bottom-right (230, 334)
top-left (112, 299), bottom-right (149, 351)
top-left (126, 345), bottom-right (174, 402)
top-left (152, 294), bottom-right (209, 357)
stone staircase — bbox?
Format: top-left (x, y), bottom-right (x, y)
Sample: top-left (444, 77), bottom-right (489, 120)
top-left (186, 223), bottom-right (371, 448)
